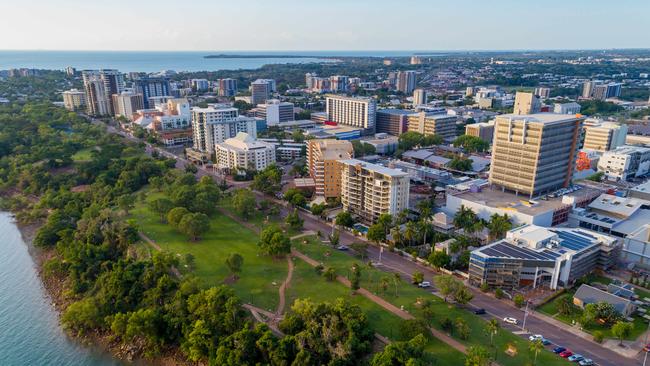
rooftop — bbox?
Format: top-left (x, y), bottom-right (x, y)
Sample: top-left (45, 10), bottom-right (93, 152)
top-left (219, 132), bottom-right (275, 151)
top-left (338, 159), bottom-right (409, 178)
top-left (574, 284), bottom-right (633, 314)
top-left (376, 108), bottom-right (415, 116)
top-left (496, 112), bottom-right (583, 125)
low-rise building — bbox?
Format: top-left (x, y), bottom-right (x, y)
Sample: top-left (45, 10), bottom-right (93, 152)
top-left (339, 159), bottom-right (410, 223)
top-left (132, 98), bottom-right (192, 146)
top-left (251, 99), bottom-right (294, 124)
top-left (597, 145), bottom-right (650, 181)
top-left (465, 121), bottom-right (495, 143)
top-left (62, 89), bottom-right (86, 111)
top-left (362, 135), bottom-right (399, 155)
top-left (553, 102), bottom-right (582, 115)
top-left (215, 132), bottom-right (276, 173)
top-left (469, 225), bottom-right (620, 290)
top-left (583, 119), bottom-right (628, 152)
top-left (573, 284), bottom-right (636, 317)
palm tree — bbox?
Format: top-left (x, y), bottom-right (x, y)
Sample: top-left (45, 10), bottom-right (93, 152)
top-left (419, 206), bottom-right (432, 246)
top-left (380, 276), bottom-right (390, 294)
top-left (390, 227), bottom-right (403, 247)
top-left (404, 221), bottom-right (417, 246)
top-left (393, 272), bottom-right (401, 297)
top-left (529, 339), bottom-right (544, 366)
top-left (488, 213), bottom-right (512, 240)
top-left (485, 319), bottom-right (500, 359)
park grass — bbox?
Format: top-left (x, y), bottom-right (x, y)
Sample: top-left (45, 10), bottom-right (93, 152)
top-left (286, 257), bottom-right (465, 365)
top-left (293, 235), bottom-right (570, 366)
top-left (71, 147), bottom-right (94, 162)
top-left (131, 191), bottom-right (287, 312)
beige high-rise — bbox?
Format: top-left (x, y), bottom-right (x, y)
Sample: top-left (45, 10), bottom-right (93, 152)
top-left (339, 159), bottom-right (410, 224)
top-left (307, 139), bottom-right (354, 198)
top-left (489, 113), bottom-right (584, 198)
top-left (583, 120), bottom-right (628, 152)
top-left (513, 92), bottom-right (541, 115)
top-left (407, 112), bottom-right (457, 140)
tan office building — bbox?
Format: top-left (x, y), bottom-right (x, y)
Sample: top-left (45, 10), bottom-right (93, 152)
top-left (307, 139), bottom-right (354, 198)
top-left (465, 121), bottom-right (495, 143)
top-left (339, 159), bottom-right (410, 223)
top-left (583, 120), bottom-right (628, 152)
top-left (407, 112), bottom-right (457, 140)
top-left (489, 113), bottom-right (584, 198)
top-left (513, 92), bottom-right (541, 115)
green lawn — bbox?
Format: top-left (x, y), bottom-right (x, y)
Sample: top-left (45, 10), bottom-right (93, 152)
top-left (131, 191), bottom-right (288, 312)
top-left (293, 236), bottom-right (570, 366)
top-left (287, 257), bottom-right (464, 365)
top-left (71, 148), bottom-right (94, 162)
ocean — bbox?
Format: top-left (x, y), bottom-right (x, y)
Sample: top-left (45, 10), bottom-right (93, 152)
top-left (0, 212), bottom-right (122, 366)
top-left (0, 50), bottom-right (424, 73)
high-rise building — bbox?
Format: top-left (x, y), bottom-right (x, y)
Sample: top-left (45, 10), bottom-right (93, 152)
top-left (215, 132), bottom-right (276, 172)
top-left (339, 159), bottom-right (410, 223)
top-left (597, 145), bottom-right (650, 181)
top-left (489, 113), bottom-right (584, 198)
top-left (112, 90), bottom-right (144, 120)
top-left (583, 120), bottom-right (628, 152)
top-left (376, 109), bottom-right (412, 136)
top-left (307, 139), bottom-right (354, 198)
top-left (396, 71), bottom-right (417, 94)
top-left (583, 81), bottom-right (622, 100)
top-left (252, 99), bottom-right (294, 124)
top-left (410, 56), bottom-right (423, 65)
top-left (251, 79), bottom-right (273, 105)
top-left (305, 73), bottom-right (317, 89)
top-left (133, 77), bottom-right (171, 108)
top-left (191, 106), bottom-right (257, 154)
top-left (465, 121), bottom-right (495, 143)
top-left (191, 79), bottom-right (209, 91)
top-left (533, 87), bottom-right (551, 99)
top-left (513, 92), bottom-right (541, 115)
top-left (62, 89), bottom-right (86, 111)
top-left (582, 81), bottom-right (598, 98)
top-left (218, 78), bottom-right (237, 97)
top-left (407, 111), bottom-right (457, 140)
top-left (413, 88), bottom-right (427, 106)
top-left (81, 69), bottom-right (125, 116)
top-left (325, 95), bottom-right (377, 132)
top-left (329, 75), bottom-right (349, 92)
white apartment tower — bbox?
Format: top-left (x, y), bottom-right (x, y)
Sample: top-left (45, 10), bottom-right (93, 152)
top-left (325, 95), bottom-right (377, 132)
top-left (191, 106), bottom-right (257, 154)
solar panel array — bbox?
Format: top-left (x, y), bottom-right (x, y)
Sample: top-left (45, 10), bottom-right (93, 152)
top-left (552, 230), bottom-right (596, 251)
top-left (478, 242), bottom-right (559, 261)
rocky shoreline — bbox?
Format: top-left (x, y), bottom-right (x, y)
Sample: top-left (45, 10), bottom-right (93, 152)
top-left (12, 215), bottom-right (190, 366)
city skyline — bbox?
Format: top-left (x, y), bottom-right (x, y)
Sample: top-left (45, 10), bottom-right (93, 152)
top-left (3, 0), bottom-right (649, 51)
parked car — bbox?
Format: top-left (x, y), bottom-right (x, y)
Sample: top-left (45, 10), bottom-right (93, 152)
top-left (559, 350), bottom-right (573, 358)
top-left (552, 346), bottom-right (566, 354)
top-left (418, 281), bottom-right (431, 288)
top-left (579, 359), bottom-right (593, 366)
top-left (503, 317), bottom-right (518, 325)
top-left (528, 334), bottom-right (543, 342)
top-left (542, 338), bottom-right (552, 345)
top-left (336, 245), bottom-right (349, 251)
top-left (567, 354), bottom-right (584, 362)
top-left (473, 308), bottom-right (486, 315)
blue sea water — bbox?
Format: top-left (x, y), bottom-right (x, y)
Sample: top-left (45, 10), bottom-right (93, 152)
top-left (0, 212), bottom-right (122, 366)
top-left (0, 50), bottom-right (425, 73)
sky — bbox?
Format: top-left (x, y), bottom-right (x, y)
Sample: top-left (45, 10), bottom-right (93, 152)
top-left (2, 0), bottom-right (649, 51)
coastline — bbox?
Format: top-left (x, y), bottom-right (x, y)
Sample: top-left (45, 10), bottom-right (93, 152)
top-left (10, 213), bottom-right (189, 366)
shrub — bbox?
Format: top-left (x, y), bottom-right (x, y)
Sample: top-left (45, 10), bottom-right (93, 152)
top-left (480, 283), bottom-right (490, 293)
top-left (593, 330), bottom-right (604, 343)
top-left (495, 288), bottom-right (504, 299)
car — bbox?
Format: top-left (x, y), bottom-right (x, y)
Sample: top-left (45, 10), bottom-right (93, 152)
top-left (644, 343), bottom-right (650, 352)
top-left (579, 359), bottom-right (594, 366)
top-left (567, 354), bottom-right (583, 362)
top-left (528, 334), bottom-right (543, 342)
top-left (336, 245), bottom-right (349, 251)
top-left (552, 346), bottom-right (566, 354)
top-left (473, 308), bottom-right (486, 315)
top-left (542, 339), bottom-right (552, 345)
top-left (503, 317), bottom-right (518, 325)
top-left (559, 350), bottom-right (573, 358)
top-left (418, 281), bottom-right (431, 288)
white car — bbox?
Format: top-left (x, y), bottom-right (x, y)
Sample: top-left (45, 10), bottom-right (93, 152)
top-left (528, 334), bottom-right (543, 341)
top-left (418, 281), bottom-right (431, 288)
top-left (503, 317), bottom-right (518, 325)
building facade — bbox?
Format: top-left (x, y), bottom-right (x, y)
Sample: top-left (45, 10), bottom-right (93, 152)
top-left (413, 88), bottom-right (427, 106)
top-left (218, 78), bottom-right (237, 97)
top-left (488, 113), bottom-right (584, 197)
top-left (339, 159), bottom-right (410, 223)
top-left (376, 109), bottom-right (412, 136)
top-left (112, 90), bottom-right (144, 120)
top-left (251, 79), bottom-right (273, 105)
top-left (62, 89), bottom-right (86, 111)
top-left (465, 121), bottom-right (495, 143)
top-left (307, 139), bottom-right (354, 198)
top-left (583, 120), bottom-right (628, 152)
top-left (133, 77), bottom-right (170, 108)
top-left (82, 70), bottom-right (125, 116)
top-left (407, 111), bottom-right (457, 140)
top-left (325, 95), bottom-right (377, 132)
top-left (553, 102), bottom-right (581, 115)
top-left (252, 99), bottom-right (294, 124)
top-left (132, 98), bottom-right (192, 146)
top-left (215, 132), bottom-right (276, 172)
top-left (396, 71), bottom-right (417, 94)
top-left (191, 106), bottom-right (257, 154)
top-left (513, 92), bottom-right (541, 115)
top-left (597, 145), bottom-right (650, 181)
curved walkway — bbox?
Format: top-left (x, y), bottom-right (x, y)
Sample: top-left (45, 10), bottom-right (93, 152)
top-left (276, 256), bottom-right (294, 316)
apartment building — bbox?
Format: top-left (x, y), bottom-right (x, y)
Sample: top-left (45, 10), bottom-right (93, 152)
top-left (133, 77), bottom-right (171, 108)
top-left (375, 109), bottom-right (412, 136)
top-left (488, 113), bottom-right (584, 198)
top-left (396, 71), bottom-right (417, 94)
top-left (534, 87), bottom-right (551, 99)
top-left (82, 70), bottom-right (125, 116)
top-left (339, 159), bottom-right (410, 223)
top-left (597, 145), bottom-right (650, 181)
top-left (215, 132), bottom-right (276, 172)
top-left (218, 78), bottom-right (237, 97)
top-left (307, 139), bottom-right (354, 198)
top-left (513, 92), bottom-right (541, 115)
top-left (469, 224), bottom-right (619, 290)
top-left (553, 102), bottom-right (582, 115)
top-left (191, 106), bottom-right (257, 154)
top-left (252, 99), bottom-right (294, 124)
top-left (583, 120), bottom-right (628, 152)
top-left (465, 121), bottom-right (495, 143)
top-left (112, 90), bottom-right (144, 120)
top-left (325, 95), bottom-right (377, 133)
top-left (251, 79), bottom-right (274, 105)
top-left (330, 75), bottom-right (349, 92)
top-left (413, 88), bottom-right (427, 106)
top-left (191, 79), bottom-right (209, 91)
top-left (132, 98), bottom-right (192, 146)
top-left (62, 89), bottom-right (86, 111)
top-left (407, 111), bottom-right (457, 140)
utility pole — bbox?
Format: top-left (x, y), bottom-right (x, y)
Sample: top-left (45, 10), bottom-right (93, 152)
top-left (522, 301), bottom-right (529, 332)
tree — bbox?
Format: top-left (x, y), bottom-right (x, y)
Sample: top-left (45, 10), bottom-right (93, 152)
top-left (485, 319), bottom-right (500, 348)
top-left (465, 345), bottom-right (491, 366)
top-left (62, 298), bottom-right (102, 335)
top-left (455, 317), bottom-right (470, 340)
top-left (556, 296), bottom-right (573, 316)
top-left (494, 288), bottom-right (504, 299)
top-left (225, 253), bottom-right (244, 279)
top-left (117, 194), bottom-right (134, 214)
top-left (258, 226), bottom-right (291, 257)
top-left (513, 293), bottom-right (526, 308)
top-left (453, 135), bottom-right (489, 153)
top-left (184, 253), bottom-right (195, 270)
top-left (453, 285), bottom-right (474, 306)
top-left (593, 330), bottom-right (604, 343)
top-left (428, 251), bottom-right (451, 270)
top-left (367, 223), bottom-right (386, 244)
top-left (350, 242), bottom-right (369, 261)
top-left (310, 203), bottom-right (325, 216)
top-left (167, 207), bottom-right (190, 227)
top-left (285, 208), bottom-right (304, 230)
top-left (393, 273), bottom-right (401, 297)
top-left (611, 321), bottom-right (633, 345)
top-left (335, 211), bottom-right (354, 227)
top-left (149, 176), bottom-right (164, 192)
top-left (411, 271), bottom-right (424, 285)
top-left (370, 333), bottom-right (433, 366)
top-left (453, 205), bottom-right (478, 231)
top-left (178, 212), bottom-right (210, 241)
top-left (448, 156), bottom-right (473, 171)
top-left (185, 164), bottom-right (198, 174)
top-left (329, 229), bottom-right (340, 247)
top-left (252, 165), bottom-right (282, 196)
top-left (399, 319), bottom-right (431, 341)
top-left (350, 263), bottom-right (361, 292)
top-left (323, 267), bottom-right (337, 281)
top-left (148, 197), bottom-right (174, 222)
top-left (487, 213), bottom-right (512, 240)
top-left (404, 221), bottom-right (417, 246)
top-left (232, 189), bottom-right (256, 219)
top-left (380, 276), bottom-right (390, 294)
top-left (529, 338), bottom-right (544, 366)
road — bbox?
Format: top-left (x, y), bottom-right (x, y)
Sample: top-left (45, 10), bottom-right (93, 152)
top-left (96, 117), bottom-right (640, 366)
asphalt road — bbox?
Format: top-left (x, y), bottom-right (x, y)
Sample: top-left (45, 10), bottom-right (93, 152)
top-left (96, 118), bottom-right (640, 366)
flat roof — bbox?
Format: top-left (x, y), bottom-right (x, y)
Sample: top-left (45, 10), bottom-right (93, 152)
top-left (338, 158), bottom-right (408, 177)
top-left (453, 185), bottom-right (569, 216)
top-left (496, 113), bottom-right (582, 125)
top-left (476, 241), bottom-right (560, 261)
top-left (376, 108), bottom-right (414, 116)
